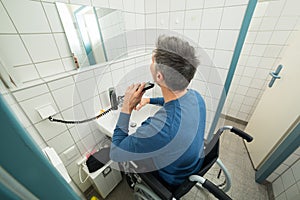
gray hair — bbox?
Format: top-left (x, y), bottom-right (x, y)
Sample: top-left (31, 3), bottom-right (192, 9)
top-left (153, 35), bottom-right (200, 91)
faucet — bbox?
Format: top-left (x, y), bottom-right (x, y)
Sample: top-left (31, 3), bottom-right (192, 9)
top-left (109, 87), bottom-right (118, 110)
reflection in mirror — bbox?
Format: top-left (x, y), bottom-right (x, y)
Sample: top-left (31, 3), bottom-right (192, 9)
top-left (56, 2), bottom-right (127, 68)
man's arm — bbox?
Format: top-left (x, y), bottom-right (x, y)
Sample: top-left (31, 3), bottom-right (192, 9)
top-left (150, 97), bottom-right (164, 106)
top-left (110, 111), bottom-right (168, 162)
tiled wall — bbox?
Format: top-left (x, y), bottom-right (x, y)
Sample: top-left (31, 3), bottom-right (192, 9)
top-left (224, 0), bottom-right (300, 122)
top-left (0, 0), bottom-right (252, 194)
top-left (267, 147), bottom-right (300, 199)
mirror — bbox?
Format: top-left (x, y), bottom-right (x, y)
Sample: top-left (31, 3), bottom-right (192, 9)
top-left (56, 2), bottom-right (127, 68)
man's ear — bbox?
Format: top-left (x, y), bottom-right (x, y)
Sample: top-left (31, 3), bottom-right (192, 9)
top-left (156, 71), bottom-right (164, 82)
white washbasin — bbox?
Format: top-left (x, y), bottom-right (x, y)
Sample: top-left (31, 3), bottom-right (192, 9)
top-left (95, 105), bottom-right (160, 137)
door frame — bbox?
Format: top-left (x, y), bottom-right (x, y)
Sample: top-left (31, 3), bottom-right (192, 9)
top-left (255, 118), bottom-right (300, 183)
top-left (0, 94), bottom-right (80, 199)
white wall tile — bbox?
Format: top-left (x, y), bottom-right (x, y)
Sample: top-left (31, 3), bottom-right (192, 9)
top-left (204, 0), bottom-right (225, 8)
top-left (47, 130), bottom-right (74, 154)
top-left (0, 2), bottom-right (16, 33)
top-left (246, 56), bottom-right (261, 68)
top-left (199, 30), bottom-right (218, 49)
top-left (96, 72), bottom-right (113, 93)
top-left (253, 2), bottom-right (269, 17)
top-left (136, 14), bottom-right (145, 29)
top-left (281, 0), bottom-right (300, 17)
top-left (76, 78), bottom-right (98, 101)
top-left (281, 168), bottom-right (296, 190)
top-left (213, 50), bottom-right (233, 69)
top-left (19, 93), bottom-right (58, 124)
top-left (201, 8), bottom-right (223, 30)
top-left (157, 0), bottom-right (169, 12)
top-left (12, 65), bottom-right (40, 83)
top-left (269, 31), bottom-right (291, 45)
top-left (62, 57), bottom-right (76, 71)
top-left (54, 33), bottom-right (72, 57)
top-left (255, 31), bottom-right (272, 44)
top-left (52, 84), bottom-right (80, 111)
top-left (26, 125), bottom-right (46, 147)
top-left (291, 159), bottom-right (300, 182)
top-left (186, 0), bottom-right (204, 9)
top-left (170, 11), bottom-right (185, 30)
top-left (157, 13), bottom-right (169, 29)
top-left (82, 95), bottom-right (101, 117)
top-left (283, 154), bottom-right (299, 166)
top-left (92, 0), bottom-right (109, 8)
top-left (135, 0), bottom-right (144, 13)
top-left (2, 0), bottom-right (51, 33)
top-left (124, 13), bottom-right (136, 30)
top-left (216, 30), bottom-right (239, 51)
top-left (275, 17), bottom-right (298, 30)
top-left (22, 34), bottom-right (60, 63)
top-left (273, 177), bottom-right (285, 197)
top-left (0, 35), bottom-right (31, 67)
top-left (111, 68), bottom-right (126, 86)
top-left (267, 172), bottom-right (279, 183)
top-left (264, 45), bottom-right (282, 58)
top-left (285, 184), bottom-right (299, 200)
top-left (69, 0), bottom-right (91, 6)
top-left (275, 192), bottom-right (287, 200)
top-left (73, 70), bottom-right (94, 82)
top-left (225, 0), bottom-right (248, 6)
top-left (48, 76), bottom-right (74, 91)
top-left (146, 14), bottom-right (156, 29)
top-left (250, 44), bottom-right (267, 57)
top-left (259, 17), bottom-right (277, 31)
top-left (184, 10), bottom-right (202, 30)
top-left (13, 84), bottom-right (49, 102)
top-left (10, 104), bottom-right (31, 128)
top-left (144, 0), bottom-right (156, 13)
top-left (170, 0), bottom-right (185, 11)
top-left (43, 2), bottom-right (64, 32)
top-left (123, 0), bottom-right (135, 12)
top-left (99, 91), bottom-right (110, 108)
top-left (220, 5), bottom-right (246, 30)
top-left (184, 30), bottom-right (199, 44)
top-left (35, 114), bottom-right (67, 141)
top-left (36, 59), bottom-right (65, 77)
top-left (109, 0), bottom-right (123, 10)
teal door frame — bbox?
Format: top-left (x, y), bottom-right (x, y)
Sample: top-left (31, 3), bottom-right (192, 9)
top-left (255, 121), bottom-right (300, 183)
top-left (0, 94), bottom-right (80, 199)
top-left (208, 0), bottom-right (258, 140)
top-left (207, 0), bottom-right (299, 184)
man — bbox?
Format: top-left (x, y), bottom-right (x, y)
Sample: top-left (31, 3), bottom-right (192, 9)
top-left (110, 35), bottom-right (206, 189)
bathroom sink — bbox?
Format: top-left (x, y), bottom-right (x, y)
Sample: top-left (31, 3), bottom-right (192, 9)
top-left (94, 105), bottom-right (160, 137)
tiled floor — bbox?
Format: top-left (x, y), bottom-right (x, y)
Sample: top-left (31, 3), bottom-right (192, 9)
top-left (85, 118), bottom-right (269, 200)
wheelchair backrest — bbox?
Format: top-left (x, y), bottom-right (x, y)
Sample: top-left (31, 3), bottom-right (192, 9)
top-left (172, 139), bottom-right (220, 199)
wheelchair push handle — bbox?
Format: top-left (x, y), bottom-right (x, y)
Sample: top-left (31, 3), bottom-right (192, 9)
top-left (189, 175), bottom-right (232, 200)
top-left (230, 127), bottom-right (253, 142)
top-left (203, 179), bottom-right (232, 200)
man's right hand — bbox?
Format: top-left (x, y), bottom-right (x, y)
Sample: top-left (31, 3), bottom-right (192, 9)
top-left (135, 98), bottom-right (150, 111)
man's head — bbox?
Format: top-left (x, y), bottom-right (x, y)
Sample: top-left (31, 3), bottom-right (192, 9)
top-left (151, 35), bottom-right (200, 91)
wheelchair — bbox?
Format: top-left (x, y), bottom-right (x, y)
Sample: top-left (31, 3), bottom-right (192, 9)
top-left (122, 126), bottom-right (253, 200)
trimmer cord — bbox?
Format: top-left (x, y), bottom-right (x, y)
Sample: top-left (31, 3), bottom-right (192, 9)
top-left (48, 107), bottom-right (113, 124)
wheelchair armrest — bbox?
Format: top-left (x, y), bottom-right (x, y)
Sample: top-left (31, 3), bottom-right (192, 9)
top-left (138, 173), bottom-right (173, 200)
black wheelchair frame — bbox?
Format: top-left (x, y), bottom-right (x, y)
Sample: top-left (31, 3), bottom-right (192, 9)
top-left (124, 126), bottom-right (253, 200)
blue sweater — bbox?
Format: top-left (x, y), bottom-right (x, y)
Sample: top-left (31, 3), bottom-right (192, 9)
top-left (110, 89), bottom-right (206, 186)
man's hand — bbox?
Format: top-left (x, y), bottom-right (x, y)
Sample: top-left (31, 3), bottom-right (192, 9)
top-left (135, 98), bottom-right (150, 111)
top-left (121, 83), bottom-right (146, 114)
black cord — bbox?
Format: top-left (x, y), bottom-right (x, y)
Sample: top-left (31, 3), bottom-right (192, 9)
top-left (48, 107), bottom-right (113, 124)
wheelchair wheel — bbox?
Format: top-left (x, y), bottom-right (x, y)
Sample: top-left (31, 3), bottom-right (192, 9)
top-left (133, 183), bottom-right (162, 200)
top-left (202, 158), bottom-right (231, 192)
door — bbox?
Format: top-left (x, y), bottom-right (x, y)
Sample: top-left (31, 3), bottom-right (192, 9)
top-left (245, 31), bottom-right (300, 169)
